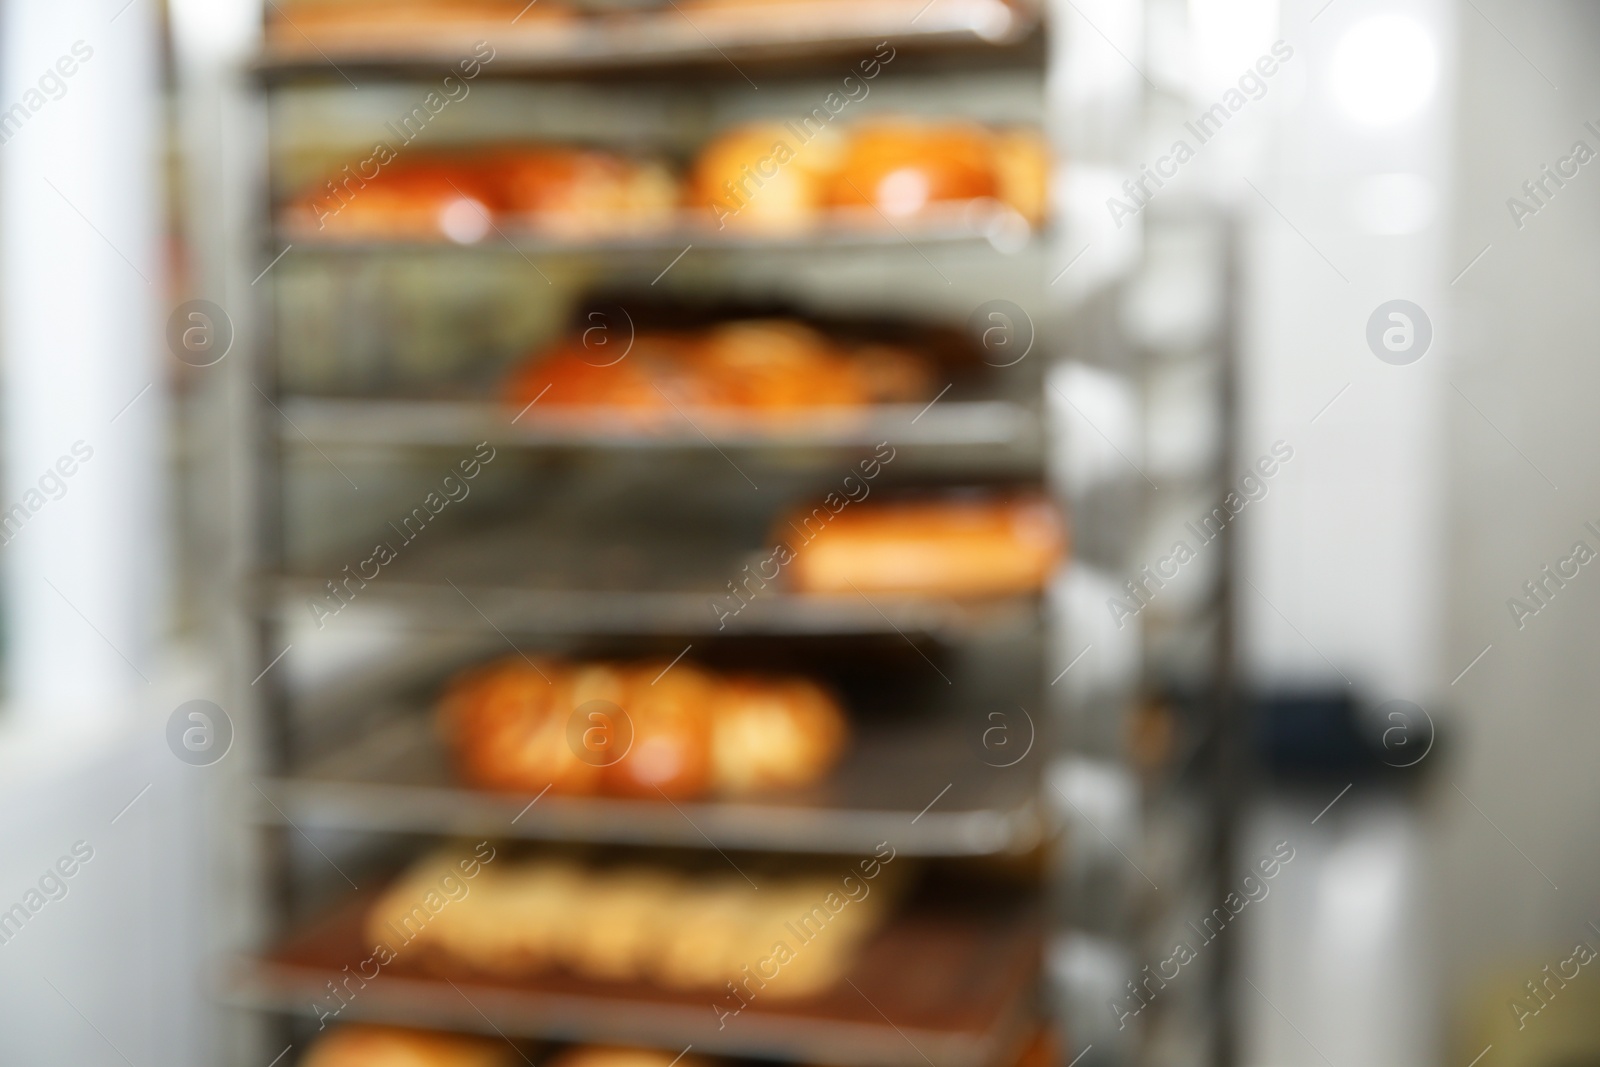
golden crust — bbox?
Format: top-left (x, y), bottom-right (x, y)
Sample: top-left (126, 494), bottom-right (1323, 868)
top-left (302, 1025), bottom-right (514, 1067)
top-left (439, 656), bottom-right (847, 800)
top-left (781, 495), bottom-right (1067, 597)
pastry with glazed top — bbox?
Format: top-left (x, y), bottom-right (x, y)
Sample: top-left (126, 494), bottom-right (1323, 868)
top-left (689, 118), bottom-right (1049, 232)
top-left (494, 147), bottom-right (678, 237)
top-left (503, 319), bottom-right (931, 416)
top-left (301, 1024), bottom-right (514, 1067)
top-left (690, 122), bottom-right (848, 233)
top-left (289, 156), bottom-right (498, 241)
top-left (439, 656), bottom-right (847, 799)
top-left (780, 494), bottom-right (1066, 597)
top-left (827, 121), bottom-right (999, 216)
top-left (287, 146), bottom-right (678, 242)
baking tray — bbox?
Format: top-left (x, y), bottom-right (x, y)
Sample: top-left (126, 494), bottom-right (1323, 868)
top-left (257, 0), bottom-right (1038, 80)
top-left (254, 704), bottom-right (1047, 856)
top-left (228, 888), bottom-right (1042, 1067)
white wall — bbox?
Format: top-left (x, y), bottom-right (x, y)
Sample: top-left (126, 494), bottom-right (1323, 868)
top-left (1436, 2), bottom-right (1600, 1059)
top-left (0, 1), bottom-right (202, 1064)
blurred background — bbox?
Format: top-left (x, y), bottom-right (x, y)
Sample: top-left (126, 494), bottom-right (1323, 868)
top-left (0, 0), bottom-right (1594, 1065)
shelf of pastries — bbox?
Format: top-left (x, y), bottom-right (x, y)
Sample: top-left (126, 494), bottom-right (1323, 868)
top-left (254, 642), bottom-right (1047, 856)
top-left (234, 849), bottom-right (1042, 1067)
top-left (258, 0), bottom-right (1039, 79)
top-left (271, 490), bottom-right (1066, 638)
top-left (277, 306), bottom-right (1040, 454)
top-left (276, 120), bottom-right (1049, 254)
top-left (299, 1028), bottom-right (1061, 1067)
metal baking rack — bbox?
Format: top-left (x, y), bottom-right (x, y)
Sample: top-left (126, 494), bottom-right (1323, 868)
top-left (185, 1), bottom-right (1234, 1065)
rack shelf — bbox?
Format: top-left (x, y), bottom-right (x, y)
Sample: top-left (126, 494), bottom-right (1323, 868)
top-left (254, 709), bottom-right (1046, 857)
top-left (276, 204), bottom-right (1041, 259)
top-left (228, 890), bottom-right (1041, 1067)
top-left (257, 0), bottom-right (1039, 81)
top-left (272, 577), bottom-right (1043, 638)
top-left (276, 396), bottom-right (1042, 453)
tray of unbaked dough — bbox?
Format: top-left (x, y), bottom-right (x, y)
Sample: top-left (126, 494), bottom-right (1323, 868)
top-left (230, 885), bottom-right (1041, 1067)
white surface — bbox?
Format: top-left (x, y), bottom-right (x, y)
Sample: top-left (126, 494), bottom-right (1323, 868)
top-left (0, 0), bottom-right (166, 724)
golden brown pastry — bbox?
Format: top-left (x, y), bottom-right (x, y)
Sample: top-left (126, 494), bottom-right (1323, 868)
top-left (268, 0), bottom-right (573, 40)
top-left (598, 663), bottom-right (715, 800)
top-left (647, 875), bottom-right (762, 990)
top-left (288, 145), bottom-right (677, 242)
top-left (992, 129), bottom-right (1051, 225)
top-left (691, 321), bottom-right (868, 411)
top-left (367, 853), bottom-right (904, 999)
top-left (828, 122), bottom-right (999, 217)
top-left (504, 332), bottom-right (702, 413)
top-left (438, 658), bottom-right (602, 796)
top-left (689, 123), bottom-right (847, 233)
top-left (437, 860), bottom-right (585, 976)
top-left (849, 342), bottom-right (935, 405)
top-left (711, 676), bottom-right (849, 794)
top-left (439, 656), bottom-right (845, 800)
top-left (781, 495), bottom-right (1067, 597)
top-left (494, 148), bottom-right (678, 238)
top-left (555, 867), bottom-right (684, 981)
top-left (503, 319), bottom-right (930, 417)
top-left (302, 1024), bottom-right (514, 1067)
top-left (289, 157), bottom-right (498, 242)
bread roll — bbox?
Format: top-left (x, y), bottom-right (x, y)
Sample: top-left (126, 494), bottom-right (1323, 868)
top-left (439, 658), bottom-right (602, 796)
top-left (291, 158), bottom-right (497, 242)
top-left (691, 320), bottom-right (868, 410)
top-left (269, 0), bottom-right (547, 35)
top-left (441, 656), bottom-right (847, 799)
top-left (368, 854), bottom-right (900, 999)
top-left (993, 129), bottom-right (1051, 224)
top-left (782, 495), bottom-right (1066, 597)
top-left (598, 664), bottom-right (715, 800)
top-left (503, 319), bottom-right (931, 417)
top-left (690, 123), bottom-right (847, 233)
top-left (302, 1025), bottom-right (515, 1067)
top-left (557, 868), bottom-right (684, 982)
top-left (828, 122), bottom-right (998, 217)
top-left (494, 148), bottom-right (677, 237)
top-left (431, 861), bottom-right (586, 976)
top-left (711, 676), bottom-right (848, 794)
top-left (505, 333), bottom-right (702, 413)
top-left (648, 876), bottom-right (762, 990)
top-left (849, 342), bottom-right (934, 404)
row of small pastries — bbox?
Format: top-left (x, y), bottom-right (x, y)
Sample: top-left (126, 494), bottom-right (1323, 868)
top-left (365, 847), bottom-right (905, 996)
top-left (287, 121), bottom-right (1049, 241)
top-left (440, 655), bottom-right (849, 799)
